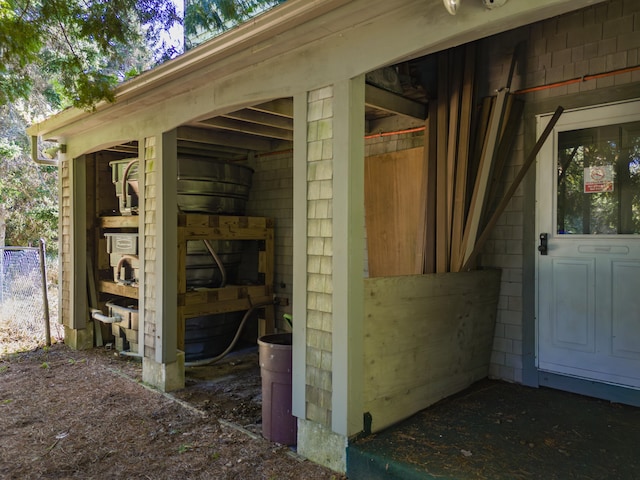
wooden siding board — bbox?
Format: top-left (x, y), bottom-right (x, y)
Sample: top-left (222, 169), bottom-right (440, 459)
top-left (363, 269), bottom-right (501, 433)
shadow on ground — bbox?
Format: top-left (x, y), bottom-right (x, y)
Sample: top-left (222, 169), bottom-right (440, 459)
top-left (348, 379), bottom-right (640, 480)
top-left (173, 346), bottom-right (264, 437)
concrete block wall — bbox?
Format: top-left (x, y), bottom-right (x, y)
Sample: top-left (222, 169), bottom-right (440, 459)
top-left (478, 0), bottom-right (640, 384)
top-left (245, 150), bottom-right (294, 328)
top-left (303, 85), bottom-right (335, 428)
top-left (364, 131), bottom-right (425, 157)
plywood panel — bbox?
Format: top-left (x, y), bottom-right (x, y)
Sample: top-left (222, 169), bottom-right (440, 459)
top-left (365, 147), bottom-right (426, 277)
top-left (363, 269), bottom-right (501, 432)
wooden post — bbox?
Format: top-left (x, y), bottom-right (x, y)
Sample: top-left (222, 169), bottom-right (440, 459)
top-left (458, 87), bottom-right (510, 270)
top-left (420, 101), bottom-right (438, 274)
top-left (446, 49), bottom-right (463, 254)
top-left (450, 44), bottom-right (476, 271)
top-left (486, 97), bottom-right (525, 216)
top-left (39, 238), bottom-right (51, 347)
top-left (436, 52), bottom-right (450, 273)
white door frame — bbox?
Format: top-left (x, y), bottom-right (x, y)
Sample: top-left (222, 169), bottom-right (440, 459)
top-left (535, 98), bottom-right (640, 390)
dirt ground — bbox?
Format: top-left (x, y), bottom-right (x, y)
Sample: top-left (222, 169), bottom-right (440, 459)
top-left (0, 342), bottom-right (346, 480)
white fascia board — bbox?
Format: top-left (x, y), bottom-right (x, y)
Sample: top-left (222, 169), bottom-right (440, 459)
top-left (27, 0), bottom-right (352, 141)
top-left (27, 0), bottom-right (600, 144)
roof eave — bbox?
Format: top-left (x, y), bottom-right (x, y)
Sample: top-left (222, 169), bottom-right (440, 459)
top-left (27, 0), bottom-right (351, 141)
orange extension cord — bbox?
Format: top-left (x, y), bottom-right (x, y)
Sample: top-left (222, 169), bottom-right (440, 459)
top-left (251, 64), bottom-right (639, 155)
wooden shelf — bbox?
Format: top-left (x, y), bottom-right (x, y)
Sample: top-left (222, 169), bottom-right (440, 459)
top-left (97, 216), bottom-right (139, 301)
top-left (179, 284), bottom-right (273, 316)
top-left (178, 214), bottom-right (274, 240)
top-left (177, 214), bottom-right (275, 350)
top-left (95, 213), bottom-right (275, 353)
top-left (100, 215), bottom-right (139, 229)
top-left (98, 280), bottom-right (138, 299)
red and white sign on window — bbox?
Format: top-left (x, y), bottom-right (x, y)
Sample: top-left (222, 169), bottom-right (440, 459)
top-left (584, 165), bottom-right (614, 193)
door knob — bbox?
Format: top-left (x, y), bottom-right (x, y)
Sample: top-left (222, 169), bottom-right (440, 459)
top-left (538, 233), bottom-right (548, 255)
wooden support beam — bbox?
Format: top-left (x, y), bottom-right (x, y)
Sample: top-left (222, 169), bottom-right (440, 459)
top-left (176, 126), bottom-right (273, 152)
top-left (461, 106), bottom-right (564, 271)
top-left (469, 96), bottom-right (494, 189)
top-left (177, 140), bottom-right (249, 158)
top-left (421, 101), bottom-right (438, 274)
top-left (435, 52), bottom-right (450, 273)
top-left (195, 116), bottom-right (293, 141)
top-left (446, 49), bottom-right (463, 257)
top-left (486, 97), bottom-right (524, 215)
top-left (458, 87), bottom-right (509, 270)
top-left (223, 108), bottom-right (293, 130)
top-left (365, 83), bottom-right (427, 120)
top-left (105, 144), bottom-right (138, 155)
top-left (250, 99), bottom-right (293, 118)
top-left (449, 45), bottom-right (475, 271)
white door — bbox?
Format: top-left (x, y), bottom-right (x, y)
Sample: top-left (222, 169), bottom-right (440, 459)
top-left (536, 100), bottom-right (640, 390)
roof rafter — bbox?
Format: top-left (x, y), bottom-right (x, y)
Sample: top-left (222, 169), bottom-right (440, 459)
top-left (365, 84), bottom-right (427, 120)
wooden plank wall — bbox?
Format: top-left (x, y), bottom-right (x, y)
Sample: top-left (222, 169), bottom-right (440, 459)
top-left (363, 269), bottom-right (501, 433)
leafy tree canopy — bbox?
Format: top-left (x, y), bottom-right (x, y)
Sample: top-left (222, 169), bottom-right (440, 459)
top-left (1, 0), bottom-right (290, 110)
top-left (0, 0), bottom-right (180, 110)
top-left (1, 0), bottom-right (289, 252)
top-left (184, 0), bottom-right (285, 49)
top-left (1, 96), bottom-right (58, 250)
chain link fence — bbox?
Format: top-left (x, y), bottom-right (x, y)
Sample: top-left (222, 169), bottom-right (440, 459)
top-left (1, 242), bottom-right (61, 353)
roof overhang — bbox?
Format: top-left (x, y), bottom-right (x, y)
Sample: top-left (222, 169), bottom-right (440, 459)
top-left (27, 0), bottom-right (607, 155)
top-left (26, 0), bottom-right (353, 143)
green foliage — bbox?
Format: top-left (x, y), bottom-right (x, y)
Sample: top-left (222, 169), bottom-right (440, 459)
top-left (2, 0), bottom-right (289, 107)
top-left (67, 358), bottom-right (86, 365)
top-left (0, 0), bottom-right (181, 248)
top-left (0, 139), bottom-right (20, 159)
top-left (178, 444), bottom-right (193, 454)
top-left (557, 123), bottom-right (640, 235)
top-left (185, 0), bottom-right (286, 49)
top-left (0, 0), bottom-right (288, 254)
top-left (0, 0), bottom-right (179, 109)
top-left (1, 105), bottom-right (59, 250)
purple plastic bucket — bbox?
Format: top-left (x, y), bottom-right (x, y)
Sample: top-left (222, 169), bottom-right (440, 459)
top-left (258, 333), bottom-right (297, 445)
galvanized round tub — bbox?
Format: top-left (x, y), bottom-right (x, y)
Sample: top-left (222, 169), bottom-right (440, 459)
top-left (109, 157), bottom-right (254, 216)
top-left (177, 157), bottom-right (254, 215)
top-left (184, 311), bottom-right (247, 361)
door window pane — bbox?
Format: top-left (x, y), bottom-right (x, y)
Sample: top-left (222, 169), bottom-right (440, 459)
top-left (557, 121), bottom-right (640, 235)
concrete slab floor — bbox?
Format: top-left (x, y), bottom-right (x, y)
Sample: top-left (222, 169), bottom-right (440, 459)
top-left (348, 379), bottom-right (640, 480)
